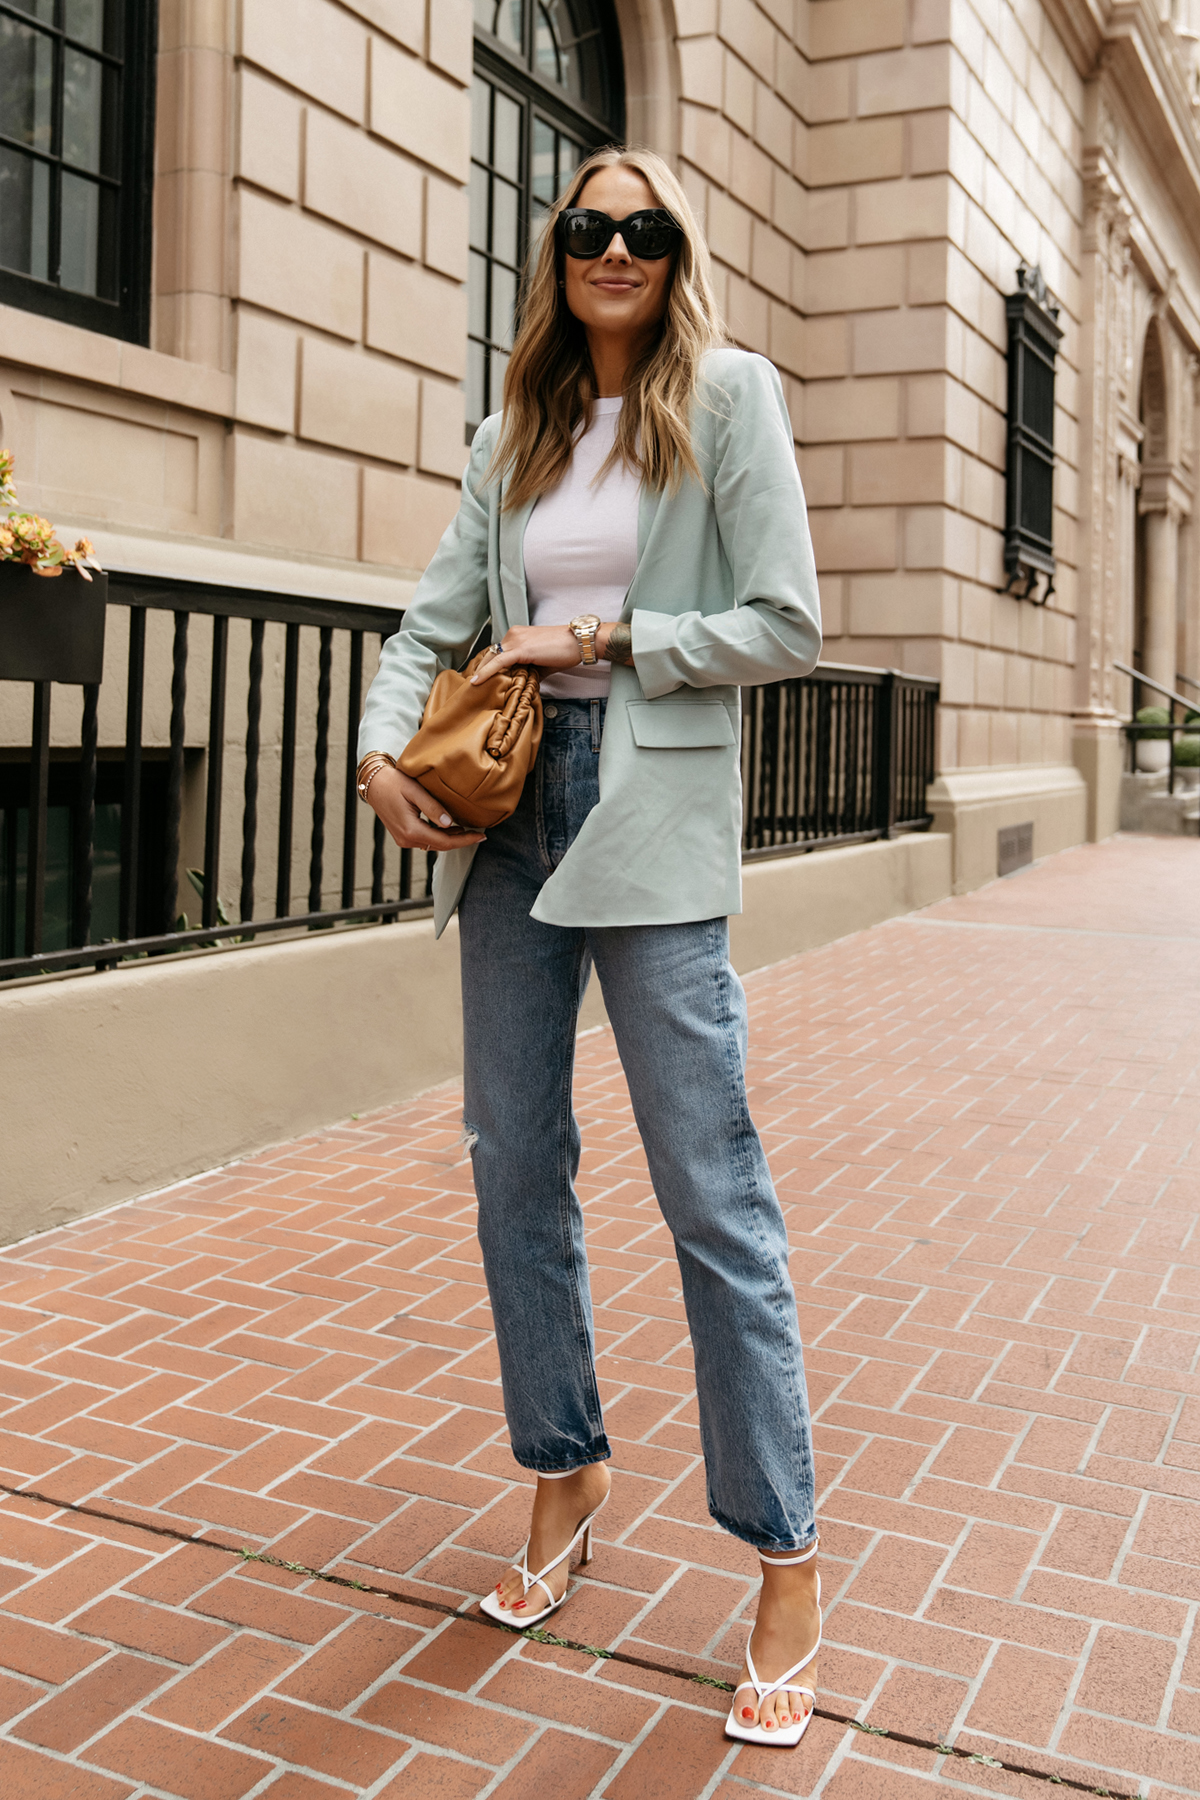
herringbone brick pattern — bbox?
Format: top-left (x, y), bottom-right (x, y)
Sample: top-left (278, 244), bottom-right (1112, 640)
top-left (1, 834), bottom-right (1198, 1800)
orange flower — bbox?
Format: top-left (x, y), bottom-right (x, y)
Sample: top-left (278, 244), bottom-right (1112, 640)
top-left (0, 454), bottom-right (103, 578)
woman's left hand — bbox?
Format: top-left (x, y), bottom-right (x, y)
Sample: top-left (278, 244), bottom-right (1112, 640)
top-left (471, 625), bottom-right (583, 681)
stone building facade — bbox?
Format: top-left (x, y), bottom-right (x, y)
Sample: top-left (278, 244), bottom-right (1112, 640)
top-left (3, 0), bottom-right (1200, 894)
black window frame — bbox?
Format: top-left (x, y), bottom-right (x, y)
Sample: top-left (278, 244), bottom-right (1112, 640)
top-left (0, 0), bottom-right (158, 344)
top-left (470, 1), bottom-right (625, 436)
top-left (1003, 261), bottom-right (1062, 605)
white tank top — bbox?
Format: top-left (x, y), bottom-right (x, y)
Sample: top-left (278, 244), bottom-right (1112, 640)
top-left (522, 396), bottom-right (641, 699)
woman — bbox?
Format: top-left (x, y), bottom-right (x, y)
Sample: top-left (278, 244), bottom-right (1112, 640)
top-left (358, 147), bottom-right (822, 1747)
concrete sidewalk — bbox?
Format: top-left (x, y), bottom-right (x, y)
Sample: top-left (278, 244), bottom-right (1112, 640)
top-left (1, 834), bottom-right (1198, 1800)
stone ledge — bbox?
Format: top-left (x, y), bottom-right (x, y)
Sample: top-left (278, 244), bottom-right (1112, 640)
top-left (0, 302), bottom-right (235, 418)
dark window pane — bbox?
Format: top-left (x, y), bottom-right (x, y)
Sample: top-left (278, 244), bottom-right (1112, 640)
top-left (540, 2), bottom-right (608, 114)
top-left (535, 5), bottom-right (561, 86)
top-left (7, 0), bottom-right (56, 22)
top-left (63, 49), bottom-right (115, 174)
top-left (469, 247), bottom-right (488, 336)
top-left (1023, 350), bottom-right (1054, 448)
top-left (469, 158), bottom-right (488, 250)
top-left (0, 16), bottom-right (55, 152)
top-left (466, 336), bottom-right (486, 431)
top-left (532, 115), bottom-right (555, 205)
top-left (489, 346), bottom-right (509, 415)
top-left (492, 174), bottom-right (519, 261)
top-left (476, 0), bottom-right (523, 51)
top-left (492, 262), bottom-right (517, 349)
top-left (493, 89), bottom-right (520, 181)
top-left (0, 145), bottom-right (51, 280)
top-left (529, 196), bottom-right (552, 262)
top-left (65, 0), bottom-right (116, 52)
top-left (471, 75), bottom-right (490, 163)
top-left (60, 168), bottom-right (117, 296)
top-left (559, 134), bottom-right (583, 185)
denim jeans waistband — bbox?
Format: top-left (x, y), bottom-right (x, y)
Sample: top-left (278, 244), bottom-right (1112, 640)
top-left (540, 696), bottom-right (608, 730)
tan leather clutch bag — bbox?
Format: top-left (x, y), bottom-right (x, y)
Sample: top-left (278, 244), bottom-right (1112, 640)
top-left (397, 649), bottom-right (543, 830)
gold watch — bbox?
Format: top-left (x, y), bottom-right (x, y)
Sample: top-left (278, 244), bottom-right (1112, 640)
top-left (568, 613), bottom-right (602, 665)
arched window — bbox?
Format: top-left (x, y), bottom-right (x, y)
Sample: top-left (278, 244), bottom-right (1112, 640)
top-left (469, 1), bottom-right (624, 433)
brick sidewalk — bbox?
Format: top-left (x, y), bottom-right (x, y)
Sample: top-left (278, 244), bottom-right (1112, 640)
top-left (1, 833), bottom-right (1199, 1800)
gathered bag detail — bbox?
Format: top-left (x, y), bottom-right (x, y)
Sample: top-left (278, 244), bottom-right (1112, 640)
top-left (398, 650), bottom-right (543, 830)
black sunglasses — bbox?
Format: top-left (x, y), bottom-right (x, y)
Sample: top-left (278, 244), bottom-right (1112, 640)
top-left (557, 207), bottom-right (682, 261)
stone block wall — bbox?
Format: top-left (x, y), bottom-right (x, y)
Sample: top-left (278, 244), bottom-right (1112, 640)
top-left (235, 0), bottom-right (470, 569)
top-left (675, 0), bottom-right (1084, 775)
top-left (159, 0), bottom-right (472, 577)
top-left (646, 0), bottom-right (1103, 886)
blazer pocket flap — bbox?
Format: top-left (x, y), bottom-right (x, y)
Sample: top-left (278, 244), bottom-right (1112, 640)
top-left (627, 701), bottom-right (737, 749)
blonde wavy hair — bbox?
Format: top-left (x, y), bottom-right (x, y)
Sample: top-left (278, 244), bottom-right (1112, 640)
top-left (488, 146), bottom-right (726, 511)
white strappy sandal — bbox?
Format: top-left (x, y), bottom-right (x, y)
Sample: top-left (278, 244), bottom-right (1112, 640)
top-left (479, 1486), bottom-right (608, 1629)
top-left (725, 1539), bottom-right (821, 1749)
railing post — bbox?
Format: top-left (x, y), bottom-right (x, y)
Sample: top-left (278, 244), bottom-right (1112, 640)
top-left (276, 622), bottom-right (299, 917)
top-left (75, 681), bottom-right (98, 947)
top-left (24, 681), bottom-right (51, 958)
top-left (203, 614), bottom-right (228, 930)
top-left (241, 618), bottom-right (264, 923)
top-left (342, 631), bottom-right (363, 908)
top-left (119, 606), bottom-right (146, 940)
top-left (872, 670), bottom-right (897, 839)
top-left (308, 625), bottom-right (333, 915)
top-left (164, 612), bottom-right (188, 932)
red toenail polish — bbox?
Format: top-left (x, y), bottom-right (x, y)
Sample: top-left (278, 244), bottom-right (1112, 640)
top-left (741, 1708), bottom-right (754, 1719)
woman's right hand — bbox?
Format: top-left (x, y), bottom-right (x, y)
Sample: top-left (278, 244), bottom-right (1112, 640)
top-left (368, 766), bottom-right (486, 852)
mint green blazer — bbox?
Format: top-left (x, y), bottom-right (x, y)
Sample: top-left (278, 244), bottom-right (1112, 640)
top-left (358, 348), bottom-right (822, 936)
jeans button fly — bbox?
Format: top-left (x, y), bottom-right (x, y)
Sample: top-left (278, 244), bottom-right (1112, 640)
top-left (544, 704), bottom-right (558, 719)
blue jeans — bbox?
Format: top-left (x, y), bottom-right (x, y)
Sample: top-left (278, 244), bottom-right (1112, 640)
top-left (458, 698), bottom-right (816, 1551)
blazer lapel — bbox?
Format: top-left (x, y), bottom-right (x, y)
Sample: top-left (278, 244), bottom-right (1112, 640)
top-left (620, 483), bottom-right (662, 619)
top-left (637, 482), bottom-right (661, 559)
top-left (497, 489), bottom-right (536, 628)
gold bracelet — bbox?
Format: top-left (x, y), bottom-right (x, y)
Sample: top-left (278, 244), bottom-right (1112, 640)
top-left (356, 752), bottom-right (396, 802)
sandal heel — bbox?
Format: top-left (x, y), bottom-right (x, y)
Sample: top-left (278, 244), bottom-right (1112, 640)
top-left (579, 1523), bottom-right (593, 1566)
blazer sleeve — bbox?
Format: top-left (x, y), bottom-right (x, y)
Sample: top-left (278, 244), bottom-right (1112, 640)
top-left (629, 352), bottom-right (822, 698)
top-left (357, 423), bottom-right (495, 761)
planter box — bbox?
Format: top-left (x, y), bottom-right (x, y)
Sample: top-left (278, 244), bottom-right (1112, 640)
top-left (0, 562), bottom-right (107, 683)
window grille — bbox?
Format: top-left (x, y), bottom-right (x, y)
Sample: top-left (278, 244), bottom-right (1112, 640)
top-left (0, 0), bottom-right (156, 342)
top-left (1003, 261), bottom-right (1062, 604)
top-left (469, 1), bottom-right (624, 436)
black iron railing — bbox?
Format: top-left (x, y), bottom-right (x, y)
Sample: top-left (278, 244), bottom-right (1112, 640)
top-left (741, 663), bottom-right (938, 856)
top-left (1115, 659), bottom-right (1200, 820)
top-left (1, 573), bottom-right (426, 979)
top-left (1, 584), bottom-right (939, 981)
